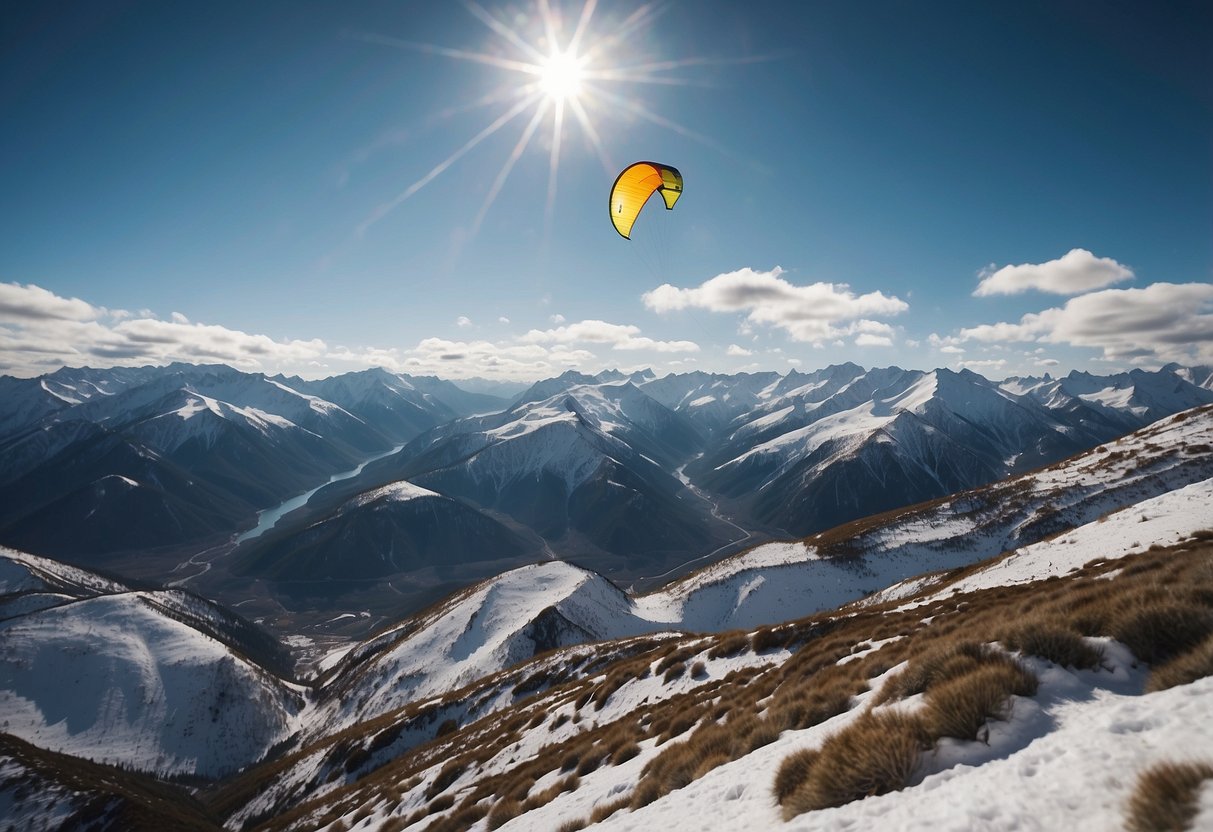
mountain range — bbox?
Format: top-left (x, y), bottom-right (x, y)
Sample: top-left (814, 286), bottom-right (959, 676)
top-left (1, 361), bottom-right (1211, 632)
top-left (0, 401), bottom-right (1210, 830)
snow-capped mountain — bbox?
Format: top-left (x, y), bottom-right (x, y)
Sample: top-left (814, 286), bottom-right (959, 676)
top-left (1, 361), bottom-right (1210, 617)
top-left (0, 363), bottom-right (504, 563)
top-left (280, 367), bottom-right (508, 443)
top-left (672, 363), bottom-right (1211, 536)
top-left (0, 547), bottom-right (300, 778)
top-left (299, 379), bottom-right (728, 572)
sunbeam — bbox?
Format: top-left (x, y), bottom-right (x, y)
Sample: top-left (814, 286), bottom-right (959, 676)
top-left (353, 0), bottom-right (771, 242)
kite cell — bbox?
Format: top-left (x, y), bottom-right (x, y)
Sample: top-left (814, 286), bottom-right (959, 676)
top-left (609, 162), bottom-right (683, 239)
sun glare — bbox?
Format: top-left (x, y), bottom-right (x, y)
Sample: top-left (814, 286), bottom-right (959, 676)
top-left (353, 1), bottom-right (768, 240)
top-left (539, 50), bottom-right (584, 101)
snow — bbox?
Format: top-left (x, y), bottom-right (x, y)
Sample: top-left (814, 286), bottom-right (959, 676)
top-left (0, 592), bottom-right (300, 777)
top-left (572, 648), bottom-right (1213, 832)
top-left (919, 478), bottom-right (1213, 603)
top-left (350, 480), bottom-right (439, 507)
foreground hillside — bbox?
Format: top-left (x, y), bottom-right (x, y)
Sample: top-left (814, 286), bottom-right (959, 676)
top-left (215, 479), bottom-right (1213, 831)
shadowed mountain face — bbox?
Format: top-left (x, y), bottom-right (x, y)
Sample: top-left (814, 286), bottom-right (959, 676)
top-left (287, 380), bottom-right (730, 574)
top-left (0, 364), bottom-right (508, 563)
top-left (232, 483), bottom-right (538, 582)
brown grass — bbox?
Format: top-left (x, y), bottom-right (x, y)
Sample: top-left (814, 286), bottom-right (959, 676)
top-left (1111, 601), bottom-right (1213, 665)
top-left (589, 794), bottom-right (632, 823)
top-left (1124, 759), bottom-right (1213, 832)
top-left (922, 660), bottom-right (1037, 741)
top-left (708, 631), bottom-right (749, 659)
top-left (1000, 621), bottom-right (1103, 669)
top-left (773, 748), bottom-right (818, 804)
top-left (875, 641), bottom-right (1007, 704)
top-left (486, 797), bottom-right (522, 829)
top-left (1146, 633), bottom-right (1213, 693)
top-left (780, 710), bottom-right (927, 818)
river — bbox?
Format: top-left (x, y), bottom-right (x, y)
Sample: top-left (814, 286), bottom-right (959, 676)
top-left (235, 442), bottom-right (406, 543)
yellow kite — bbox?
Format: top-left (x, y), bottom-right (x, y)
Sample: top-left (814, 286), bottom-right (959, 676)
top-left (609, 161), bottom-right (683, 239)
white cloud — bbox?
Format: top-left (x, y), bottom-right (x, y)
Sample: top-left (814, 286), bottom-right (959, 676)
top-left (456, 316), bottom-right (472, 328)
top-left (960, 282), bottom-right (1213, 365)
top-left (643, 266), bottom-right (908, 342)
top-left (726, 344), bottom-right (753, 356)
top-left (855, 333), bottom-right (893, 347)
top-left (1035, 358), bottom-right (1060, 367)
top-left (549, 313), bottom-right (566, 324)
top-left (498, 316), bottom-right (510, 324)
top-left (957, 358), bottom-right (1008, 370)
top-left (0, 282), bottom-right (97, 322)
top-left (973, 249), bottom-right (1133, 297)
top-left (0, 282), bottom-right (329, 377)
top-left (520, 319), bottom-right (699, 353)
top-left (939, 345), bottom-right (965, 354)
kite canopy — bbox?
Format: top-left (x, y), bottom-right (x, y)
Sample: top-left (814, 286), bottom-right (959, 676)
top-left (609, 161), bottom-right (682, 239)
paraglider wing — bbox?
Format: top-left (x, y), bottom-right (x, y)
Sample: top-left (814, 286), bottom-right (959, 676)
top-left (609, 161), bottom-right (683, 239)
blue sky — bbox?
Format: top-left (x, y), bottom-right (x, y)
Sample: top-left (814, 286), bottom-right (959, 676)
top-left (2, 0), bottom-right (1210, 380)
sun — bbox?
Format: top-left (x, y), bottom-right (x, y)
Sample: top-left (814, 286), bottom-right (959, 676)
top-left (352, 1), bottom-right (766, 241)
top-left (538, 50), bottom-right (584, 102)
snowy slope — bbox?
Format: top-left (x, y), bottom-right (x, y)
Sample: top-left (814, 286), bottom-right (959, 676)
top-left (564, 653), bottom-right (1213, 832)
top-left (0, 593), bottom-right (302, 777)
top-left (0, 547), bottom-right (301, 779)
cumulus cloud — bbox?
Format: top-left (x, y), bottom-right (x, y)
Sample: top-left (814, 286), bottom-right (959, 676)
top-left (498, 316), bottom-right (510, 324)
top-left (960, 282), bottom-right (1213, 365)
top-left (973, 249), bottom-right (1133, 297)
top-left (642, 267), bottom-right (908, 343)
top-left (520, 319), bottom-right (699, 353)
top-left (0, 283), bottom-right (328, 377)
top-left (726, 344), bottom-right (753, 356)
top-left (855, 333), bottom-right (893, 347)
top-left (456, 315), bottom-right (472, 328)
top-left (0, 283), bottom-right (713, 381)
top-left (0, 282), bottom-right (98, 322)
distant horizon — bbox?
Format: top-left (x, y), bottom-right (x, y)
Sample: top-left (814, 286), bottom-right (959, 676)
top-left (8, 352), bottom-right (1210, 388)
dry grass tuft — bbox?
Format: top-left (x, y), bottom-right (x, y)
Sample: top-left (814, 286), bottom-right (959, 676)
top-left (589, 794), bottom-right (632, 823)
top-left (1124, 759), bottom-right (1213, 832)
top-left (556, 818), bottom-right (588, 832)
top-left (922, 660), bottom-right (1037, 741)
top-left (875, 641), bottom-right (1000, 704)
top-left (486, 797), bottom-right (522, 830)
top-left (1146, 633), bottom-right (1213, 693)
top-left (773, 747), bottom-right (818, 804)
top-left (663, 661), bottom-right (687, 683)
top-left (1001, 622), bottom-right (1103, 669)
top-left (1112, 601), bottom-right (1213, 665)
top-left (424, 759), bottom-right (466, 800)
top-left (609, 739), bottom-right (642, 765)
top-left (780, 710), bottom-right (927, 818)
top-left (708, 631), bottom-right (750, 659)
